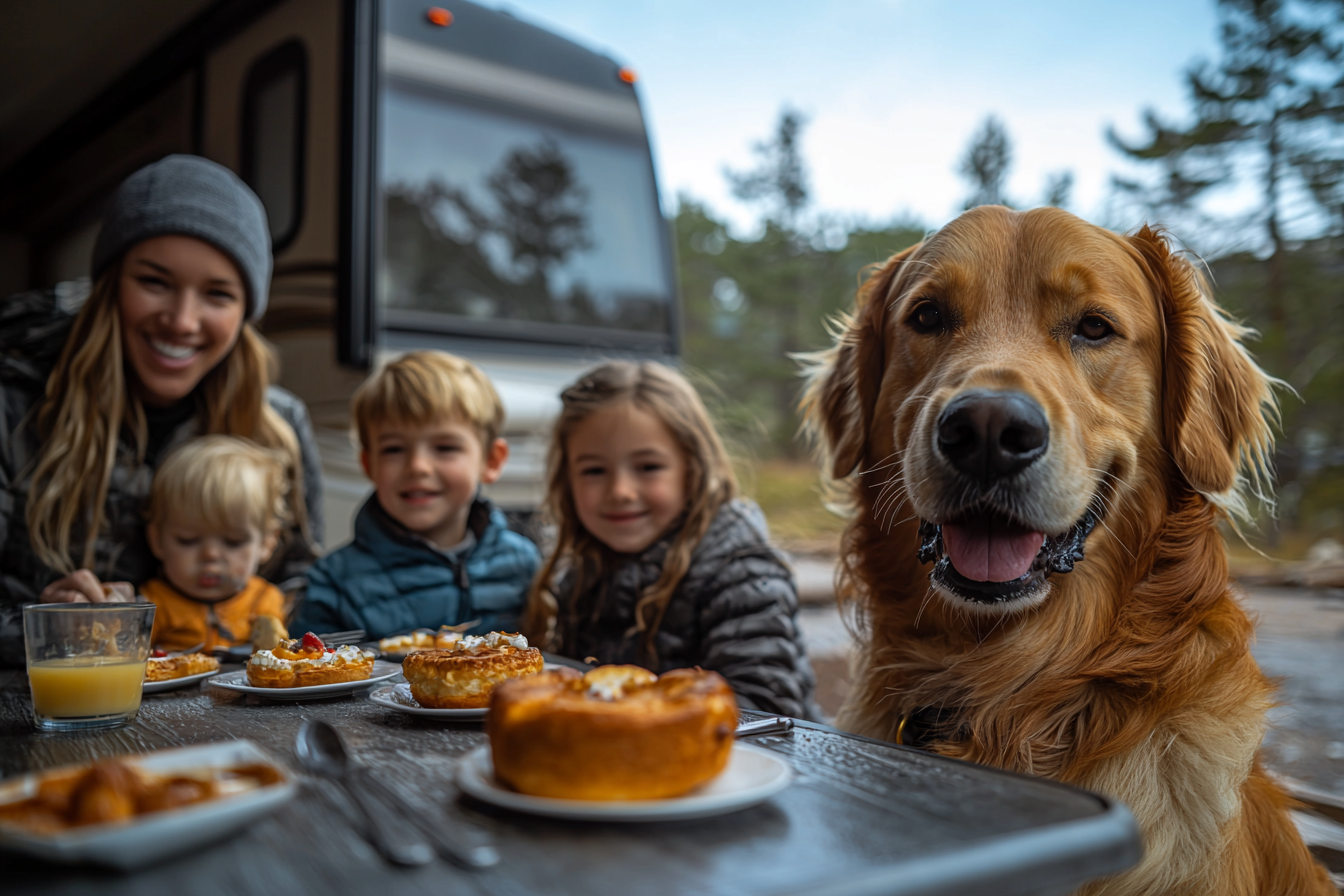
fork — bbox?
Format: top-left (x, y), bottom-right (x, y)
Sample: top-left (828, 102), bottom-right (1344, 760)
top-left (312, 629), bottom-right (367, 644)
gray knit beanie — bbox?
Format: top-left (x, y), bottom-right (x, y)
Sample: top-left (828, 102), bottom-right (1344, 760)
top-left (91, 155), bottom-right (271, 321)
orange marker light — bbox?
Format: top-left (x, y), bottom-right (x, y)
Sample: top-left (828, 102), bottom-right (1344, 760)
top-left (427, 7), bottom-right (453, 26)
top-left (618, 67), bottom-right (637, 84)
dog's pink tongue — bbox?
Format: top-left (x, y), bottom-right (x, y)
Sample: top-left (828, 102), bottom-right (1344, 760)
top-left (942, 518), bottom-right (1044, 582)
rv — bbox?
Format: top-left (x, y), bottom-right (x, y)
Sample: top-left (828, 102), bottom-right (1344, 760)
top-left (0, 0), bottom-right (679, 545)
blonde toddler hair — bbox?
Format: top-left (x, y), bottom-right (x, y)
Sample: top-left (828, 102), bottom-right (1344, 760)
top-left (149, 436), bottom-right (289, 536)
top-left (524, 361), bottom-right (737, 665)
top-left (351, 350), bottom-right (504, 452)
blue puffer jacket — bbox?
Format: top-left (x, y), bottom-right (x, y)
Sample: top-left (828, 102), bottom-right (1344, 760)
top-left (294, 495), bottom-right (539, 640)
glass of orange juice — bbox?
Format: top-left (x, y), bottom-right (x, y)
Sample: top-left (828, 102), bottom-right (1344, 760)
top-left (23, 603), bottom-right (156, 731)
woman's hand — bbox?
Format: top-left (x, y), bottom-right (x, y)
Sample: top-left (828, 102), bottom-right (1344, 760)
top-left (39, 570), bottom-right (135, 604)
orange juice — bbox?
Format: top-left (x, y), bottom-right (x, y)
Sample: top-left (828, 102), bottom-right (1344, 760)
top-left (28, 658), bottom-right (146, 718)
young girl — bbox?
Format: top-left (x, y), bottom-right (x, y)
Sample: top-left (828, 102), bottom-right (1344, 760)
top-left (525, 361), bottom-right (818, 720)
top-left (142, 436), bottom-right (290, 653)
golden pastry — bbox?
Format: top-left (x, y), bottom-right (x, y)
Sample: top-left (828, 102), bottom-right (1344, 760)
top-left (245, 632), bottom-right (375, 688)
top-left (145, 652), bottom-right (220, 682)
top-left (488, 665), bottom-right (739, 800)
top-left (401, 632), bottom-right (542, 708)
top-left (378, 627), bottom-right (464, 654)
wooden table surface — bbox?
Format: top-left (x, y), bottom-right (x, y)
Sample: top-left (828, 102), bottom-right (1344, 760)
top-left (0, 666), bottom-right (1141, 896)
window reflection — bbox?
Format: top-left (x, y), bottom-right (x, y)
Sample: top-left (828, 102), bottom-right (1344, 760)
top-left (380, 85), bottom-right (671, 337)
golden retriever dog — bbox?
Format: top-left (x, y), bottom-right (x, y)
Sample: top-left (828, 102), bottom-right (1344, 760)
top-left (803, 205), bottom-right (1332, 895)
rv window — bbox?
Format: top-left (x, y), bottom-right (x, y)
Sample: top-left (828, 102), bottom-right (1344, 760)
top-left (241, 41), bottom-right (307, 252)
top-left (379, 80), bottom-right (673, 347)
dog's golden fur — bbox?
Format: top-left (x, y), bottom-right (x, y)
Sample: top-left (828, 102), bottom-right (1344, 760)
top-left (803, 206), bottom-right (1332, 895)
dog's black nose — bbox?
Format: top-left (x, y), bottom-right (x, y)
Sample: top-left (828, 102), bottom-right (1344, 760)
top-left (936, 390), bottom-right (1049, 483)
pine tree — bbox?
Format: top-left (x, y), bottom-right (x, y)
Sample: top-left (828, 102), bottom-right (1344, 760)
top-left (1043, 170), bottom-right (1074, 209)
top-left (959, 116), bottom-right (1014, 209)
top-left (724, 107), bottom-right (811, 233)
top-left (1109, 0), bottom-right (1344, 323)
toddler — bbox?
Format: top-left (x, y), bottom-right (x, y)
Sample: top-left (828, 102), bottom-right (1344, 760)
top-left (525, 361), bottom-right (818, 719)
top-left (143, 436), bottom-right (289, 652)
top-left (294, 351), bottom-right (540, 638)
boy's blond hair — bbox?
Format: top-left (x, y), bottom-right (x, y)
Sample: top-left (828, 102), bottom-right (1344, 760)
top-left (149, 436), bottom-right (288, 534)
top-left (351, 350), bottom-right (504, 452)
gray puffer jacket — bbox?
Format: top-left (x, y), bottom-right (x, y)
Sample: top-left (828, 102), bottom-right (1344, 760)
top-left (0, 288), bottom-right (324, 666)
top-left (552, 497), bottom-right (820, 720)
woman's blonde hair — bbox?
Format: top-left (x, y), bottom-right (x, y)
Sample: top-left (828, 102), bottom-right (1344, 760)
top-left (26, 264), bottom-right (308, 574)
top-left (524, 361), bottom-right (737, 665)
top-left (148, 436), bottom-right (289, 536)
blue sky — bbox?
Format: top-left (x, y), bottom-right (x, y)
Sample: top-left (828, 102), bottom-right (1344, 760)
top-left (498, 0), bottom-right (1222, 233)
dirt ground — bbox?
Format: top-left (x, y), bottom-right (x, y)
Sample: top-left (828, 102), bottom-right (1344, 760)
top-left (1243, 586), bottom-right (1344, 792)
top-left (797, 579), bottom-right (1344, 796)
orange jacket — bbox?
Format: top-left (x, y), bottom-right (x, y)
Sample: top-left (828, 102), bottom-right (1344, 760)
top-left (144, 576), bottom-right (285, 652)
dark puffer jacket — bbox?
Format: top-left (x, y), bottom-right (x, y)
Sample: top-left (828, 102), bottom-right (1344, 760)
top-left (552, 497), bottom-right (820, 720)
top-left (0, 287), bottom-right (324, 666)
top-left (293, 495), bottom-right (539, 640)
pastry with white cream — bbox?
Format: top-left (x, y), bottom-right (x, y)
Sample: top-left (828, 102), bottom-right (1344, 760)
top-left (245, 632), bottom-right (375, 688)
top-left (400, 631), bottom-right (542, 708)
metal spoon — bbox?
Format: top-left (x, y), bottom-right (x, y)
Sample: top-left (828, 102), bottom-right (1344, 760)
top-left (359, 767), bottom-right (500, 869)
top-left (296, 719), bottom-right (435, 866)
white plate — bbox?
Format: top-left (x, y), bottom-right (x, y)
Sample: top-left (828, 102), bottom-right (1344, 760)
top-left (368, 683), bottom-right (487, 718)
top-left (142, 668), bottom-right (220, 694)
top-left (456, 742), bottom-right (793, 821)
top-left (0, 740), bottom-right (296, 869)
top-left (206, 661), bottom-right (400, 700)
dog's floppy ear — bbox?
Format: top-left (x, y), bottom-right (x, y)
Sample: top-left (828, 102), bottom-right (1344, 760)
top-left (801, 245), bottom-right (914, 479)
top-left (1128, 226), bottom-right (1276, 506)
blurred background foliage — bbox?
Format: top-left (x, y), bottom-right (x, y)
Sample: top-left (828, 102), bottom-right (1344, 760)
top-left (676, 0), bottom-right (1344, 555)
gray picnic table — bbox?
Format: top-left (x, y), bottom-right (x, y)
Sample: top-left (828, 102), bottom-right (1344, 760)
top-left (0, 664), bottom-right (1141, 895)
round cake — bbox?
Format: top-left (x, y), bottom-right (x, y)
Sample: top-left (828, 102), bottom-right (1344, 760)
top-left (487, 665), bottom-right (739, 800)
top-left (401, 632), bottom-right (543, 708)
top-left (245, 633), bottom-right (375, 688)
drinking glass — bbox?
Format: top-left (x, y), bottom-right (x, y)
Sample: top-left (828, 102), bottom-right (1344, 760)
top-left (23, 603), bottom-right (156, 731)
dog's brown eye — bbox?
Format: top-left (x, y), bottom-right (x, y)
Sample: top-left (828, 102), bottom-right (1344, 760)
top-left (909, 302), bottom-right (944, 334)
top-left (1075, 315), bottom-right (1114, 341)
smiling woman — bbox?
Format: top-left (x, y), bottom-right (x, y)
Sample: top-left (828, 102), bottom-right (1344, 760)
top-left (0, 155), bottom-right (324, 666)
top-left (118, 237), bottom-right (248, 407)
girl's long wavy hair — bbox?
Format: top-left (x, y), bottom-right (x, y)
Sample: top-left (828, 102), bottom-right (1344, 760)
top-left (524, 361), bottom-right (737, 666)
top-left (26, 263), bottom-right (309, 575)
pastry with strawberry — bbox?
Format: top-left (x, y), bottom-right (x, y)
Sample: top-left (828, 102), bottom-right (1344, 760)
top-left (245, 632), bottom-right (375, 688)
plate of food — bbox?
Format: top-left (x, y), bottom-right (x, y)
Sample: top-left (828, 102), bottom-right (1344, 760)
top-left (142, 651), bottom-right (221, 693)
top-left (375, 631), bottom-right (544, 715)
top-left (457, 664), bottom-right (793, 821)
top-left (0, 740), bottom-right (296, 868)
top-left (207, 632), bottom-right (397, 700)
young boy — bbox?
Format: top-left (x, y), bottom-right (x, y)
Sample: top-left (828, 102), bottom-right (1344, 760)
top-left (294, 350), bottom-right (540, 639)
top-left (143, 436), bottom-right (290, 652)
